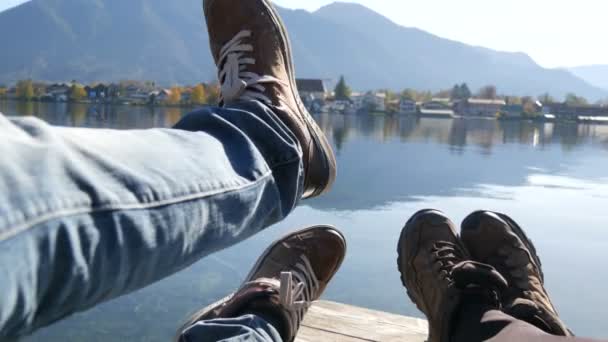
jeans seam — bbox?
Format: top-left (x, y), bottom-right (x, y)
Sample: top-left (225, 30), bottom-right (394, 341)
top-left (266, 155), bottom-right (301, 170)
top-left (0, 170), bottom-right (274, 243)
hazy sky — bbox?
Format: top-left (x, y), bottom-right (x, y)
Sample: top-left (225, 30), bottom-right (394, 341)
top-left (2, 0), bottom-right (606, 68)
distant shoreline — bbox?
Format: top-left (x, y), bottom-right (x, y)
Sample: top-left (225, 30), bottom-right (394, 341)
top-left (0, 97), bottom-right (210, 109)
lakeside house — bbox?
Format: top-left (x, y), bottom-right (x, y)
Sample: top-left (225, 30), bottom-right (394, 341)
top-left (420, 100), bottom-right (454, 118)
top-left (362, 92), bottom-right (386, 112)
top-left (545, 103), bottom-right (608, 119)
top-left (399, 99), bottom-right (417, 114)
top-left (148, 89), bottom-right (172, 104)
top-left (85, 83), bottom-right (109, 100)
top-left (454, 98), bottom-right (506, 117)
top-left (45, 83), bottom-right (72, 102)
top-left (296, 79), bottom-right (327, 101)
top-left (296, 79), bottom-right (328, 112)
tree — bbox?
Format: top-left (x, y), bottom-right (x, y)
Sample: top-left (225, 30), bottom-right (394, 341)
top-left (0, 87), bottom-right (6, 99)
top-left (523, 101), bottom-right (537, 115)
top-left (565, 93), bottom-right (588, 106)
top-left (204, 83), bottom-right (221, 105)
top-left (334, 76), bottom-right (351, 100)
top-left (459, 83), bottom-right (472, 99)
top-left (434, 89), bottom-right (451, 98)
top-left (450, 84), bottom-right (460, 100)
top-left (521, 96), bottom-right (537, 115)
top-left (417, 90), bottom-right (433, 102)
top-left (450, 84), bottom-right (471, 100)
top-left (400, 88), bottom-right (417, 101)
top-left (69, 84), bottom-right (87, 102)
top-left (505, 96), bottom-right (522, 105)
top-left (477, 85), bottom-right (497, 99)
top-left (538, 93), bottom-right (555, 104)
top-left (167, 86), bottom-right (182, 105)
top-left (382, 89), bottom-right (399, 113)
top-left (16, 80), bottom-right (35, 100)
top-left (191, 84), bottom-right (206, 105)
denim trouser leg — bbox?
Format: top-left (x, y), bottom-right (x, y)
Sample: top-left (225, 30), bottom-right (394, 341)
top-left (179, 315), bottom-right (282, 342)
top-left (0, 100), bottom-right (303, 339)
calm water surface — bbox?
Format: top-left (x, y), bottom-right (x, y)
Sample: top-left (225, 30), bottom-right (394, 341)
top-left (2, 100), bottom-right (608, 340)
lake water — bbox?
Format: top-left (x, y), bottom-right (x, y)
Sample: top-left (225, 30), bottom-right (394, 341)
top-left (2, 100), bottom-right (608, 340)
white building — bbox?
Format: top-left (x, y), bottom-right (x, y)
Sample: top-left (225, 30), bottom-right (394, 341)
top-left (361, 92), bottom-right (386, 112)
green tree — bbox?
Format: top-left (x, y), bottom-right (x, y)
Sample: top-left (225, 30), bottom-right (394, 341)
top-left (16, 80), bottom-right (35, 100)
top-left (334, 76), bottom-right (351, 100)
top-left (450, 84), bottom-right (472, 100)
top-left (565, 93), bottom-right (588, 106)
top-left (69, 84), bottom-right (87, 102)
top-left (477, 85), bottom-right (498, 99)
top-left (191, 84), bottom-right (206, 105)
top-left (400, 88), bottom-right (417, 101)
top-left (0, 86), bottom-right (7, 99)
top-left (459, 83), bottom-right (471, 99)
top-left (538, 93), bottom-right (555, 104)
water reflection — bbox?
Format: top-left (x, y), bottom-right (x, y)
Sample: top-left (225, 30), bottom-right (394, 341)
top-left (4, 100), bottom-right (608, 151)
top-left (314, 112), bottom-right (608, 153)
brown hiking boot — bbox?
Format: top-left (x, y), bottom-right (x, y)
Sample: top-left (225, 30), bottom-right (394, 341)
top-left (397, 209), bottom-right (508, 342)
top-left (461, 211), bottom-right (573, 336)
top-left (203, 0), bottom-right (336, 199)
top-left (178, 225), bottom-right (346, 342)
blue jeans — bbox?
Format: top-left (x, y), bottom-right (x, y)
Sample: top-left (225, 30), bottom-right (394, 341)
top-left (0, 100), bottom-right (302, 340)
top-left (179, 315), bottom-right (282, 342)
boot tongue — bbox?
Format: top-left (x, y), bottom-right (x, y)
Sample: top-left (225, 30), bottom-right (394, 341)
top-left (452, 261), bottom-right (509, 293)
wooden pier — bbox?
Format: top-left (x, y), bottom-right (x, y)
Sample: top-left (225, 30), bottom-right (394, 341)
top-left (296, 301), bottom-right (428, 342)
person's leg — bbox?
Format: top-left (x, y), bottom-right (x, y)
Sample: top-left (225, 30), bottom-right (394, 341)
top-left (177, 225), bottom-right (346, 342)
top-left (452, 304), bottom-right (601, 342)
top-left (180, 315), bottom-right (282, 342)
top-left (1, 0), bottom-right (337, 338)
top-left (0, 101), bottom-right (301, 339)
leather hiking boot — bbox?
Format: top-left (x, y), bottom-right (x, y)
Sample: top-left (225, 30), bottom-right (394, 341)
top-left (203, 0), bottom-right (336, 199)
top-left (178, 225), bottom-right (346, 342)
top-left (397, 210), bottom-right (508, 342)
top-left (461, 211), bottom-right (573, 336)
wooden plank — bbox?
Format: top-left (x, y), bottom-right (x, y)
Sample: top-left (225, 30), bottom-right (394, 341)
top-left (296, 301), bottom-right (428, 342)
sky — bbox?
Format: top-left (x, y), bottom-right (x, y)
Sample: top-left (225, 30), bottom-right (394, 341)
top-left (1, 0), bottom-right (606, 68)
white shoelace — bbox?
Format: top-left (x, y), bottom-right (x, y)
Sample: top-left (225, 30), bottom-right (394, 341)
top-left (218, 30), bottom-right (288, 105)
top-left (278, 255), bottom-right (320, 334)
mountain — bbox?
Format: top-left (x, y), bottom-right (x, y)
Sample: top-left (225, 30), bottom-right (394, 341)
top-left (568, 65), bottom-right (608, 92)
top-left (0, 0), bottom-right (216, 84)
top-left (0, 0), bottom-right (606, 100)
